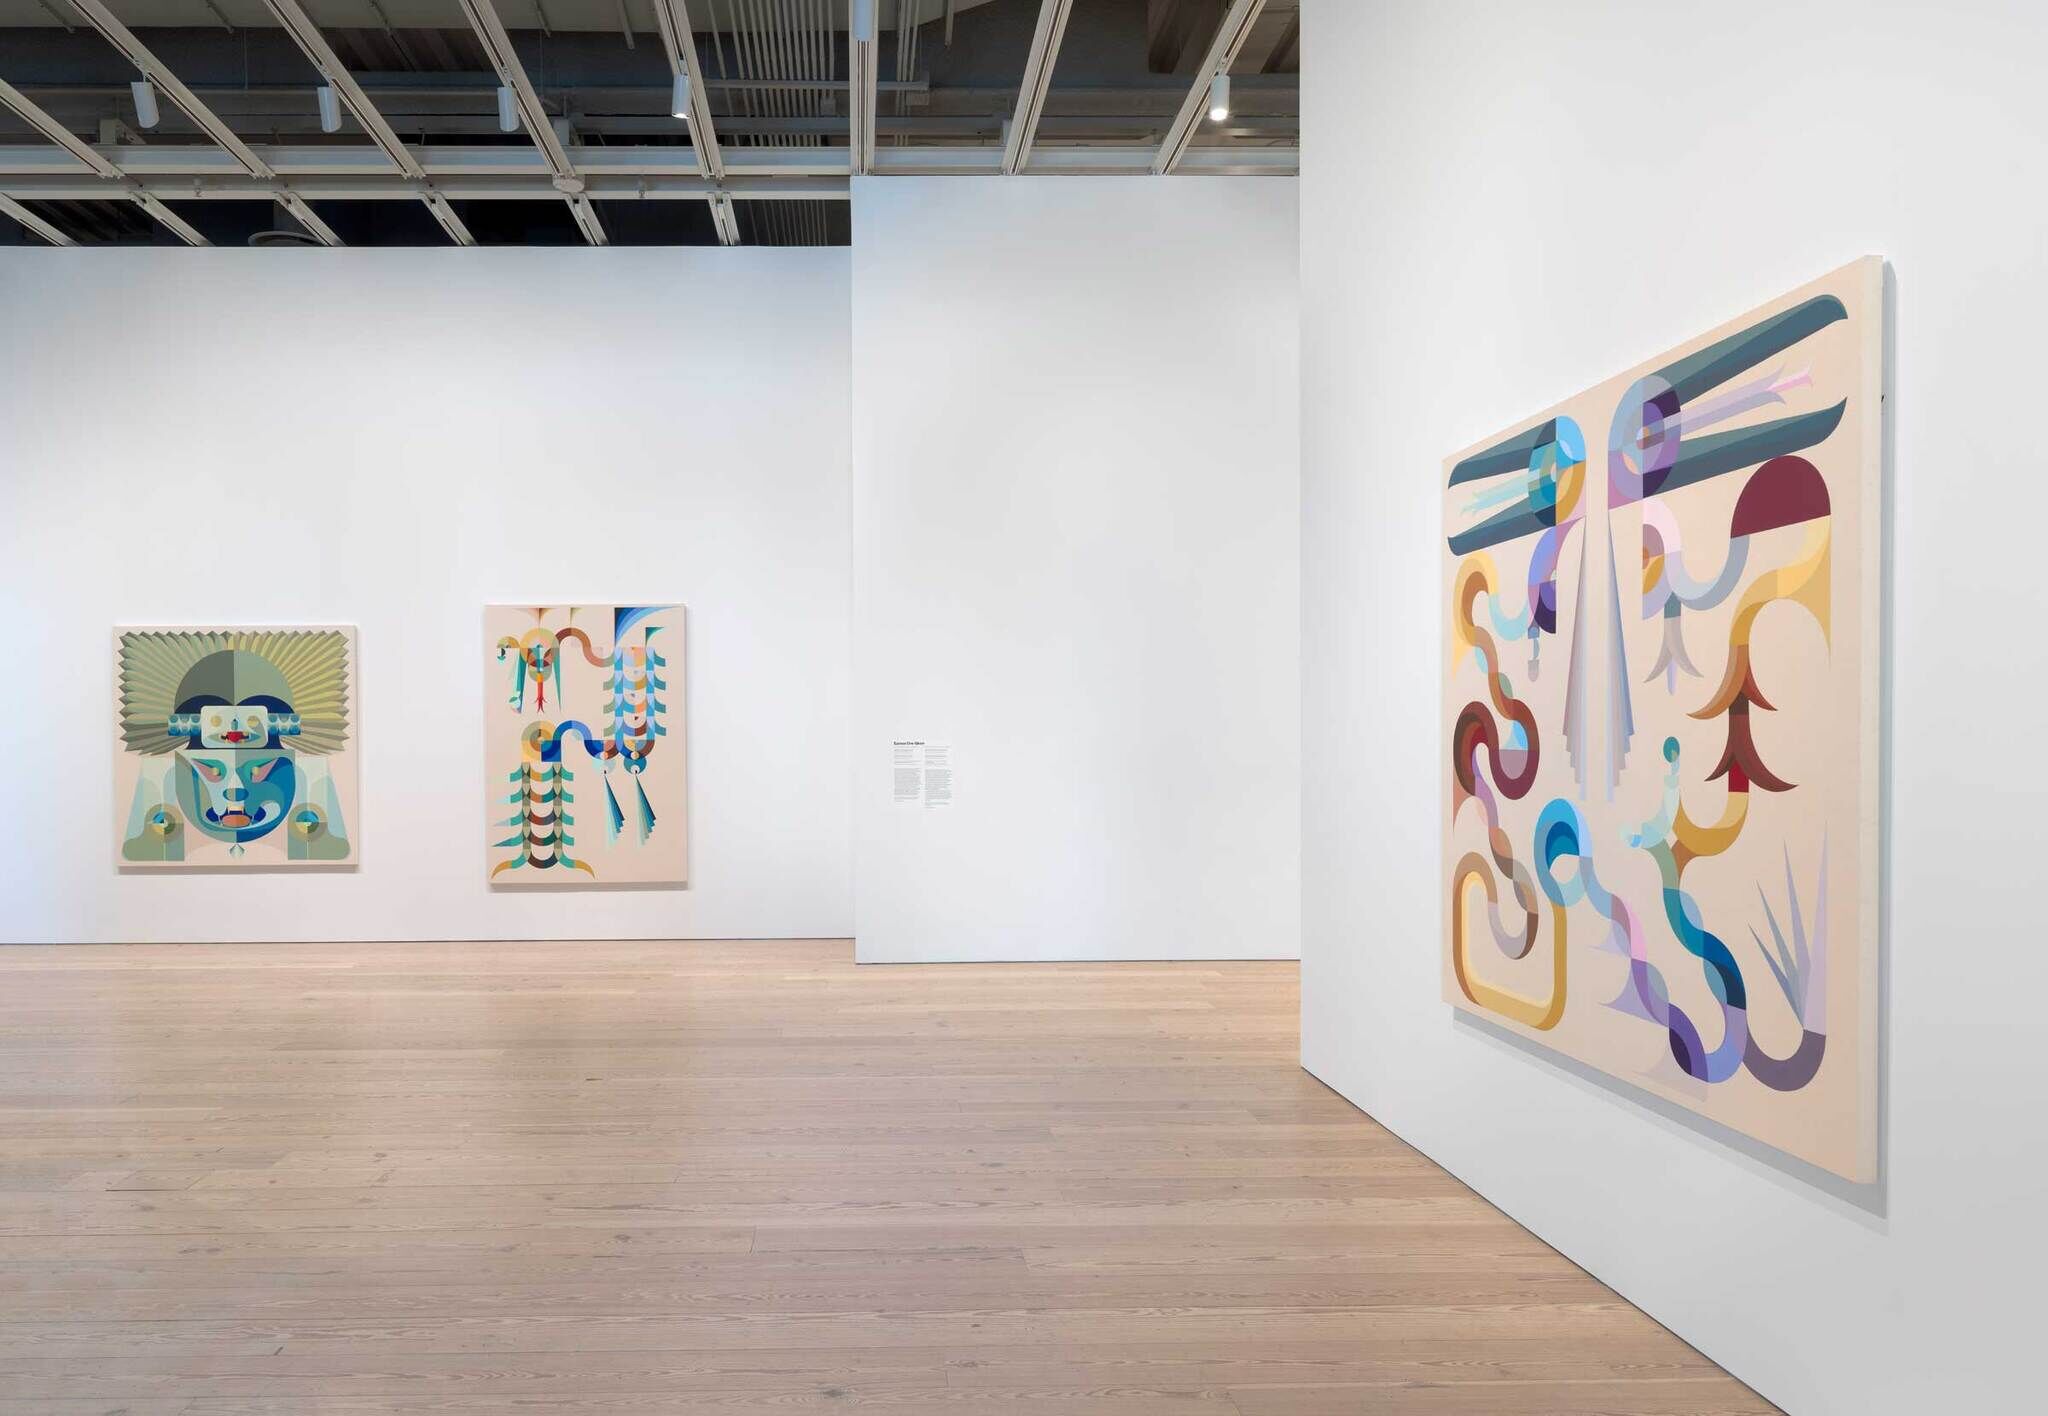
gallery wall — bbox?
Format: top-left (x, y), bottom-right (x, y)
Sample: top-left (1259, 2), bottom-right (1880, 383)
top-left (850, 176), bottom-right (1300, 961)
top-left (0, 247), bottom-right (854, 943)
top-left (1298, 2), bottom-right (2043, 1412)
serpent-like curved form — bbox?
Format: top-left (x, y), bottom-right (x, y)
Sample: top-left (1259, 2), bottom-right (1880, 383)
top-left (1449, 554), bottom-right (1565, 1029)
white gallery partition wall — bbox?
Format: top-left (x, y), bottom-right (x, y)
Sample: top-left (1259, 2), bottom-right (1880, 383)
top-left (0, 180), bottom-right (1303, 961)
top-left (850, 176), bottom-right (1301, 963)
top-left (1298, 2), bottom-right (2047, 1413)
top-left (0, 248), bottom-right (855, 943)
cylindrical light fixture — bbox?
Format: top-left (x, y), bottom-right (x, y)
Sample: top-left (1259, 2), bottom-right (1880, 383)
top-left (496, 84), bottom-right (519, 133)
top-left (1207, 73), bottom-right (1231, 123)
top-left (130, 78), bottom-right (160, 130)
top-left (671, 71), bottom-right (692, 121)
top-left (316, 84), bottom-right (342, 134)
top-left (851, 0), bottom-right (876, 43)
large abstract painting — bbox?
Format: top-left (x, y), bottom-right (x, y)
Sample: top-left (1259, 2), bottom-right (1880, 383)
top-left (115, 627), bottom-right (359, 868)
top-left (485, 605), bottom-right (687, 886)
top-left (1442, 258), bottom-right (1881, 1180)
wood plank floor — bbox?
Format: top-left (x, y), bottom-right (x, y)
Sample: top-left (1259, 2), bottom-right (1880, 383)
top-left (0, 939), bottom-right (1776, 1415)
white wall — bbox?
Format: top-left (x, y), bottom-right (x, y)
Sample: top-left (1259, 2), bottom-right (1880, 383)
top-left (1300, 2), bottom-right (2043, 1411)
top-left (0, 247), bottom-right (853, 944)
top-left (851, 177), bottom-right (1299, 962)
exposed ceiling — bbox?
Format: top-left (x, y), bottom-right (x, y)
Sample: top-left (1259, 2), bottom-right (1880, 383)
top-left (0, 0), bottom-right (1298, 247)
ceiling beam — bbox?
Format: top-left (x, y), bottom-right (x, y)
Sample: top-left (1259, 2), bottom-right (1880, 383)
top-left (63, 0), bottom-right (339, 244)
top-left (709, 190), bottom-right (739, 245)
top-left (275, 187), bottom-right (344, 245)
top-left (130, 190), bottom-right (211, 245)
top-left (1151, 0), bottom-right (1265, 174)
top-left (255, 0), bottom-right (476, 246)
top-left (648, 0), bottom-right (734, 244)
top-left (0, 143), bottom-right (1296, 187)
top-left (0, 191), bottom-right (72, 245)
top-left (454, 0), bottom-right (606, 245)
top-left (648, 0), bottom-right (723, 181)
top-left (0, 168), bottom-right (847, 204)
top-left (1001, 0), bottom-right (1074, 176)
top-left (0, 144), bottom-right (852, 181)
top-left (0, 74), bottom-right (210, 244)
top-left (848, 0), bottom-right (878, 176)
top-left (64, 0), bottom-right (273, 177)
top-left (0, 76), bottom-right (119, 178)
top-left (882, 143), bottom-right (1295, 177)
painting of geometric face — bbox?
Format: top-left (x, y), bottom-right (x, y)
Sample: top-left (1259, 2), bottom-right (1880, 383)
top-left (484, 605), bottom-right (687, 886)
top-left (1441, 257), bottom-right (1882, 1181)
top-left (115, 627), bottom-right (359, 869)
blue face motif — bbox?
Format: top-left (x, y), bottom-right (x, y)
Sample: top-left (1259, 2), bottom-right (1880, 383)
top-left (174, 747), bottom-right (298, 844)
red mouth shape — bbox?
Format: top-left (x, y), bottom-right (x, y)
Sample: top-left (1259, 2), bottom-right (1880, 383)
top-left (222, 731), bottom-right (249, 743)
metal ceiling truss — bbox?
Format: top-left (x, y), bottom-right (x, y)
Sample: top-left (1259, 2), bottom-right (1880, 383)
top-left (0, 136), bottom-right (1288, 176)
top-left (1152, 0), bottom-right (1266, 175)
top-left (129, 187), bottom-right (211, 244)
top-left (0, 0), bottom-right (1299, 245)
top-left (0, 74), bottom-right (209, 244)
top-left (454, 0), bottom-right (607, 244)
top-left (0, 140), bottom-right (1292, 204)
top-left (255, 0), bottom-right (475, 245)
top-left (649, 0), bottom-right (738, 244)
top-left (0, 190), bottom-right (70, 245)
top-left (1001, 0), bottom-right (1074, 175)
top-left (847, 0), bottom-right (878, 175)
top-left (63, 0), bottom-right (341, 244)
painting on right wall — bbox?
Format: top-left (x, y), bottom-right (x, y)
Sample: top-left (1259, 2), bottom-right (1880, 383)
top-left (1441, 257), bottom-right (1882, 1181)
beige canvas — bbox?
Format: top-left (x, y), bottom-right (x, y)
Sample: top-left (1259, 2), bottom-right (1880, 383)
top-left (114, 626), bottom-right (360, 870)
top-left (1441, 258), bottom-right (1882, 1180)
top-left (484, 605), bottom-right (688, 887)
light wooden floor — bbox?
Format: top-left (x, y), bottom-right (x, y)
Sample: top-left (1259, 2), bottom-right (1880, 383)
top-left (0, 939), bottom-right (1776, 1415)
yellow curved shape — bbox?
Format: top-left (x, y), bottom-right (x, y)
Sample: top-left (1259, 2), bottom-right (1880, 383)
top-left (1451, 853), bottom-right (1567, 1030)
top-left (1733, 522), bottom-right (1832, 648)
top-left (519, 721), bottom-right (557, 764)
top-left (1451, 552), bottom-right (1498, 659)
top-left (1553, 459), bottom-right (1584, 524)
top-left (1673, 784), bottom-right (1749, 874)
top-left (1695, 522), bottom-right (1831, 720)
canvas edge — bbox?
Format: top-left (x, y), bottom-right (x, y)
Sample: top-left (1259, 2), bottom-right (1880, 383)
top-left (1850, 252), bottom-right (1886, 1185)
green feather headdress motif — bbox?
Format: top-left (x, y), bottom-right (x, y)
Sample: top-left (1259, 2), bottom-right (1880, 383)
top-left (117, 630), bottom-right (351, 757)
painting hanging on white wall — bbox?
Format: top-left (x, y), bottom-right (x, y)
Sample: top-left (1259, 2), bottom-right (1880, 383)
top-left (1440, 257), bottom-right (1883, 1181)
top-left (484, 604), bottom-right (688, 886)
top-left (115, 626), bottom-right (360, 868)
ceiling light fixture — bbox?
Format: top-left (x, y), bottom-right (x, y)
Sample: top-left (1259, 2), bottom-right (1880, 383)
top-left (670, 71), bottom-right (691, 121)
top-left (316, 83), bottom-right (341, 133)
top-left (129, 77), bottom-right (159, 129)
top-left (1208, 73), bottom-right (1230, 123)
top-left (496, 84), bottom-right (518, 133)
top-left (851, 0), bottom-right (875, 44)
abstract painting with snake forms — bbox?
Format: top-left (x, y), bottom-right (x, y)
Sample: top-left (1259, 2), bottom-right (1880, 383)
top-left (115, 627), bottom-right (359, 869)
top-left (1442, 258), bottom-right (1881, 1180)
top-left (484, 604), bottom-right (688, 886)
